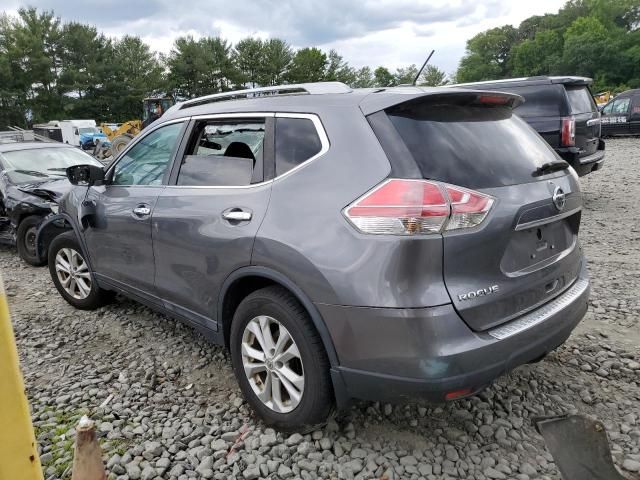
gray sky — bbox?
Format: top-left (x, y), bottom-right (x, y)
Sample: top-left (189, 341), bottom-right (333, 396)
top-left (2, 0), bottom-right (566, 76)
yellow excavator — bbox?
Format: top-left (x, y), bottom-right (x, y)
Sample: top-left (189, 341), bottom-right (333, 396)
top-left (98, 97), bottom-right (175, 157)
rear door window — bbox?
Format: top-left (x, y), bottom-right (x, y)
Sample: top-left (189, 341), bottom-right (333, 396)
top-left (385, 103), bottom-right (559, 189)
top-left (275, 117), bottom-right (322, 176)
top-left (566, 86), bottom-right (597, 114)
top-left (177, 119), bottom-right (265, 186)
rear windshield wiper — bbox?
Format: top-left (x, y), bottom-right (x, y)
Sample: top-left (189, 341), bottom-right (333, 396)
top-left (535, 160), bottom-right (569, 176)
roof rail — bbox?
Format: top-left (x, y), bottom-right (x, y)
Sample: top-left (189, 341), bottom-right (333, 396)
top-left (177, 82), bottom-right (351, 110)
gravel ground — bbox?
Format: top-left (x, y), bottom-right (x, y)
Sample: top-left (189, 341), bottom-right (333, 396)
top-left (2, 138), bottom-right (640, 480)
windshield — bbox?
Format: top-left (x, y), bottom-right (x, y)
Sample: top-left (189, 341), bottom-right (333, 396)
top-left (386, 104), bottom-right (559, 189)
top-left (78, 127), bottom-right (99, 134)
top-left (2, 147), bottom-right (102, 173)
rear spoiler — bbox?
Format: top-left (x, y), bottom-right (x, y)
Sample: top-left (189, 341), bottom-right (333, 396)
top-left (359, 88), bottom-right (524, 116)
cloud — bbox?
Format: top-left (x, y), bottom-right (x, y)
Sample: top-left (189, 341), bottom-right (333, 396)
top-left (0, 0), bottom-right (566, 75)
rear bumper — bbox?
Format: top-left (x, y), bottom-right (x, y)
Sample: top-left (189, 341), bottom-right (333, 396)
top-left (559, 142), bottom-right (605, 176)
top-left (321, 262), bottom-right (589, 403)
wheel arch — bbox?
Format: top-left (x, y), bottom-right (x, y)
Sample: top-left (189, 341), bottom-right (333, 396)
top-left (218, 266), bottom-right (340, 368)
top-left (35, 213), bottom-right (89, 267)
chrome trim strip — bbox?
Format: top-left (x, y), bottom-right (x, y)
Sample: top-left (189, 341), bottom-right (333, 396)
top-left (487, 277), bottom-right (589, 340)
top-left (515, 206), bottom-right (581, 231)
top-left (190, 112), bottom-right (275, 120)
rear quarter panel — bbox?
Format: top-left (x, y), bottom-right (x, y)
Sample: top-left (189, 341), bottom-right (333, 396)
top-left (252, 106), bottom-right (451, 308)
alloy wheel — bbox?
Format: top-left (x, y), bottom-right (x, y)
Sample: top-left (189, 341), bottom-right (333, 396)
top-left (55, 248), bottom-right (92, 300)
top-left (241, 315), bottom-right (305, 413)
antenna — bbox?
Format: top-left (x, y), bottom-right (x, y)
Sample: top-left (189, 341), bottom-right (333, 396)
top-left (412, 49), bottom-right (435, 86)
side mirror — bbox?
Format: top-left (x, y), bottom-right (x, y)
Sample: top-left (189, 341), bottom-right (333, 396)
top-left (66, 164), bottom-right (105, 186)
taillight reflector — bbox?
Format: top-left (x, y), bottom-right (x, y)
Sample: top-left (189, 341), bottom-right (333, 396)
top-left (344, 179), bottom-right (494, 235)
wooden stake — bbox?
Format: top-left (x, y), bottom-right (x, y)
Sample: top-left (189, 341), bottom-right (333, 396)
top-left (71, 416), bottom-right (106, 480)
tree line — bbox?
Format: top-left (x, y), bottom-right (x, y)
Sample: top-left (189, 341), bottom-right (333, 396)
top-left (456, 0), bottom-right (640, 92)
top-left (0, 8), bottom-right (448, 129)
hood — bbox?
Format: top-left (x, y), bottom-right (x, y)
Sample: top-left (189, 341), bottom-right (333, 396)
top-left (18, 178), bottom-right (72, 202)
top-left (1, 170), bottom-right (72, 207)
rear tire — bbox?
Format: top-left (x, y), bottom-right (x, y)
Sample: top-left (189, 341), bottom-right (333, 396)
top-left (48, 232), bottom-right (113, 310)
top-left (230, 286), bottom-right (333, 432)
top-left (16, 216), bottom-right (46, 266)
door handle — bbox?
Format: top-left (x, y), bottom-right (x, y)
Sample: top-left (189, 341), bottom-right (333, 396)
top-left (132, 205), bottom-right (151, 217)
top-left (222, 210), bottom-right (252, 221)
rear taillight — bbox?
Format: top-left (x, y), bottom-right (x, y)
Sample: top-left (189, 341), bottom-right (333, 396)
top-left (561, 116), bottom-right (575, 147)
top-left (344, 179), bottom-right (494, 235)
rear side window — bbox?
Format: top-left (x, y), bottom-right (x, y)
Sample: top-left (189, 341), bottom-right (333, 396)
top-left (385, 103), bottom-right (558, 189)
top-left (506, 85), bottom-right (563, 117)
top-left (566, 86), bottom-right (597, 114)
top-left (275, 117), bottom-right (322, 176)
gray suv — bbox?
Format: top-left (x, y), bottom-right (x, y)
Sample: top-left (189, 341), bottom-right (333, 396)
top-left (40, 82), bottom-right (590, 431)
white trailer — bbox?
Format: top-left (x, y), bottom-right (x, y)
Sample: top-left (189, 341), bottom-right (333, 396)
top-left (58, 120), bottom-right (98, 146)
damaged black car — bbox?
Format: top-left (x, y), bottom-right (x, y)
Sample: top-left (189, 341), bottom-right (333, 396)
top-left (0, 142), bottom-right (103, 265)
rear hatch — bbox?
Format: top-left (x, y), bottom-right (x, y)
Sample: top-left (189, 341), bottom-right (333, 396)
top-left (372, 91), bottom-right (583, 332)
top-left (565, 85), bottom-right (601, 157)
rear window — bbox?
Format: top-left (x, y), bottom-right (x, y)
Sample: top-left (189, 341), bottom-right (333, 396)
top-left (386, 103), bottom-right (559, 189)
top-left (466, 85), bottom-right (562, 117)
top-left (566, 86), bottom-right (597, 114)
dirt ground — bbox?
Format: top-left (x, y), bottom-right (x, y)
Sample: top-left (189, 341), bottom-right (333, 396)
top-left (2, 137), bottom-right (639, 480)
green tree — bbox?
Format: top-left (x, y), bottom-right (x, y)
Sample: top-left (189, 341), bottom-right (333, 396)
top-left (57, 22), bottom-right (113, 118)
top-left (167, 36), bottom-right (239, 99)
top-left (560, 16), bottom-right (619, 81)
top-left (9, 7), bottom-right (63, 123)
top-left (352, 66), bottom-right (375, 88)
top-left (0, 14), bottom-right (28, 128)
top-left (260, 38), bottom-right (292, 86)
top-left (394, 64), bottom-right (418, 85)
top-left (373, 66), bottom-right (395, 87)
top-left (234, 37), bottom-right (263, 87)
top-left (102, 35), bottom-right (164, 121)
top-left (511, 30), bottom-right (563, 76)
top-left (456, 25), bottom-right (518, 82)
top-left (418, 65), bottom-right (448, 86)
top-left (286, 47), bottom-right (327, 83)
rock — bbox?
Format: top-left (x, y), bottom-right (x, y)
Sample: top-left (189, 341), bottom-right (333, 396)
top-left (485, 466), bottom-right (507, 479)
top-left (351, 448), bottom-right (367, 458)
top-left (243, 465), bottom-right (260, 479)
top-left (277, 464), bottom-right (294, 478)
top-left (623, 459), bottom-right (640, 472)
top-left (125, 463), bottom-right (142, 480)
top-left (520, 463), bottom-right (537, 476)
top-left (399, 455), bottom-right (418, 466)
top-left (140, 465), bottom-right (157, 480)
top-left (285, 432), bottom-right (303, 446)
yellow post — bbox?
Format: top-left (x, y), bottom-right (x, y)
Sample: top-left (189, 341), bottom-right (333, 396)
top-left (0, 273), bottom-right (43, 480)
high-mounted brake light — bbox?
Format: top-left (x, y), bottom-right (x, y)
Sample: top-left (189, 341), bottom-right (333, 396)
top-left (477, 95), bottom-right (511, 105)
top-left (344, 179), bottom-right (494, 235)
top-left (561, 116), bottom-right (576, 147)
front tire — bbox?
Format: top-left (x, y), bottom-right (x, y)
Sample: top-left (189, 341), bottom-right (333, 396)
top-left (48, 232), bottom-right (113, 310)
top-left (16, 216), bottom-right (46, 266)
top-left (230, 286), bottom-right (333, 432)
